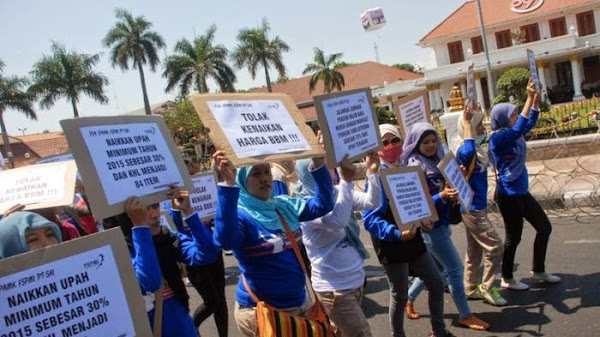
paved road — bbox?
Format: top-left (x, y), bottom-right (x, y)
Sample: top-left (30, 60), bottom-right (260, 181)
top-left (191, 215), bottom-right (600, 337)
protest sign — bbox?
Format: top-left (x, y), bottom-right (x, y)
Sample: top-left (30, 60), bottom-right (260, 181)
top-left (526, 49), bottom-right (541, 92)
top-left (393, 91), bottom-right (431, 139)
top-left (0, 161), bottom-right (77, 214)
top-left (0, 228), bottom-right (152, 337)
top-left (160, 212), bottom-right (177, 231)
top-left (60, 116), bottom-right (193, 221)
top-left (190, 93), bottom-right (324, 167)
top-left (189, 172), bottom-right (218, 221)
top-left (380, 166), bottom-right (438, 230)
top-left (466, 63), bottom-right (475, 108)
top-left (437, 152), bottom-right (474, 212)
top-left (36, 153), bottom-right (82, 180)
top-left (314, 88), bottom-right (382, 165)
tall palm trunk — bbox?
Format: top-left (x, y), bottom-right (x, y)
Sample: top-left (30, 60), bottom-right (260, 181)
top-left (137, 62), bottom-right (152, 115)
top-left (0, 113), bottom-right (14, 168)
top-left (71, 97), bottom-right (80, 118)
top-left (263, 58), bottom-right (272, 93)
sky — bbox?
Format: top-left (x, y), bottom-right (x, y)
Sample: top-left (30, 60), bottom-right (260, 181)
top-left (1, 0), bottom-right (464, 136)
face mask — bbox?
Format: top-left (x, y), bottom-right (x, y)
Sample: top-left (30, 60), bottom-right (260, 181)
top-left (378, 144), bottom-right (403, 164)
top-left (475, 133), bottom-right (487, 145)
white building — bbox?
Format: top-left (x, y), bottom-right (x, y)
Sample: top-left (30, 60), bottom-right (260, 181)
top-left (374, 0), bottom-right (600, 111)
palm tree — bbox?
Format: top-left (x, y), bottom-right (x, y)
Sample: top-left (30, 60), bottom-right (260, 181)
top-left (103, 8), bottom-right (165, 115)
top-left (302, 48), bottom-right (345, 93)
top-left (232, 18), bottom-right (289, 92)
top-left (163, 25), bottom-right (236, 96)
top-left (30, 42), bottom-right (108, 118)
top-left (0, 61), bottom-right (37, 168)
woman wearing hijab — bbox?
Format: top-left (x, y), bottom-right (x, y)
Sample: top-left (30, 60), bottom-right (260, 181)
top-left (297, 153), bottom-right (379, 337)
top-left (403, 122), bottom-right (489, 331)
top-left (362, 124), bottom-right (454, 337)
top-left (0, 211), bottom-right (62, 259)
top-left (212, 150), bottom-right (334, 337)
top-left (104, 188), bottom-right (217, 337)
top-left (454, 103), bottom-right (506, 306)
top-left (489, 79), bottom-right (560, 290)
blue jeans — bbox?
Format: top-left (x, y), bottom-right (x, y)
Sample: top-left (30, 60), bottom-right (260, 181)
top-left (408, 225), bottom-right (472, 319)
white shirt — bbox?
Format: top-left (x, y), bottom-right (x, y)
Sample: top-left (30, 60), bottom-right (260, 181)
top-left (301, 173), bottom-right (381, 292)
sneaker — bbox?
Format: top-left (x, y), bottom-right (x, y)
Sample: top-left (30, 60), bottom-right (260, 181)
top-left (500, 278), bottom-right (530, 290)
top-left (531, 272), bottom-right (561, 284)
top-left (479, 285), bottom-right (508, 306)
top-left (466, 286), bottom-right (482, 300)
top-left (429, 330), bottom-right (456, 337)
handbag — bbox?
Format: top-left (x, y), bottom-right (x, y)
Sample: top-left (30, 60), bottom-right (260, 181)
top-left (241, 214), bottom-right (334, 337)
top-left (449, 155), bottom-right (477, 225)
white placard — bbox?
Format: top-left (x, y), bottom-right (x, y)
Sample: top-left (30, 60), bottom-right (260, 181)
top-left (0, 245), bottom-right (135, 337)
top-left (79, 123), bottom-right (185, 204)
top-left (385, 170), bottom-right (432, 224)
top-left (189, 174), bottom-right (218, 221)
top-left (319, 91), bottom-right (380, 163)
top-left (438, 153), bottom-right (474, 211)
top-left (398, 96), bottom-right (428, 136)
top-left (466, 63), bottom-right (475, 108)
top-left (0, 161), bottom-right (76, 213)
top-left (206, 100), bottom-right (312, 159)
top-left (36, 153), bottom-right (82, 180)
top-left (527, 49), bottom-right (541, 92)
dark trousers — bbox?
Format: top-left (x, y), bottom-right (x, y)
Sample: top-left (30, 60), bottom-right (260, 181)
top-left (497, 192), bottom-right (552, 279)
top-left (187, 253), bottom-right (228, 337)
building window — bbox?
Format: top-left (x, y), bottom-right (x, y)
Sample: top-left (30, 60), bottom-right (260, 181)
top-left (495, 30), bottom-right (512, 49)
top-left (576, 11), bottom-right (596, 36)
top-left (520, 23), bottom-right (541, 43)
top-left (447, 41), bottom-right (464, 64)
top-left (471, 36), bottom-right (484, 54)
top-left (549, 17), bottom-right (567, 37)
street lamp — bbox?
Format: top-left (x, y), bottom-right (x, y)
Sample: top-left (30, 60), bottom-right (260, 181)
top-left (476, 0), bottom-right (495, 108)
top-left (18, 127), bottom-right (27, 135)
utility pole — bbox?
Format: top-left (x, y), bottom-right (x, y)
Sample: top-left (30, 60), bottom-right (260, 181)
top-left (374, 42), bottom-right (380, 63)
top-left (476, 0), bottom-right (495, 106)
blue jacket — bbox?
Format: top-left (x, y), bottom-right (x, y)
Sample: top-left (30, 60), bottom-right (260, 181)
top-left (214, 165), bottom-right (334, 309)
top-left (456, 139), bottom-right (487, 211)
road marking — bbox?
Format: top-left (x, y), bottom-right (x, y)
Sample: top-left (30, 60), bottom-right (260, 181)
top-left (564, 239), bottom-right (600, 244)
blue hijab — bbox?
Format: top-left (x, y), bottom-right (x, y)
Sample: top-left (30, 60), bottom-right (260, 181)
top-left (0, 211), bottom-right (62, 259)
top-left (236, 165), bottom-right (306, 232)
top-left (295, 159), bottom-right (370, 259)
top-left (490, 103), bottom-right (527, 182)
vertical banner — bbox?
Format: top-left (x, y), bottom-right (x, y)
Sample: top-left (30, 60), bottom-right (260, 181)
top-left (189, 172), bottom-right (219, 221)
top-left (466, 63), bottom-right (475, 108)
top-left (380, 166), bottom-right (438, 230)
top-left (437, 152), bottom-right (474, 211)
top-left (60, 116), bottom-right (193, 221)
top-left (526, 49), bottom-right (541, 92)
top-left (0, 161), bottom-right (78, 214)
top-left (393, 91), bottom-right (431, 139)
top-left (190, 93), bottom-right (325, 167)
top-left (0, 228), bottom-right (153, 337)
top-left (314, 88), bottom-right (382, 165)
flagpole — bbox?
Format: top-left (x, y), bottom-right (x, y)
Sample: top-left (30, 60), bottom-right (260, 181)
top-left (476, 0), bottom-right (495, 107)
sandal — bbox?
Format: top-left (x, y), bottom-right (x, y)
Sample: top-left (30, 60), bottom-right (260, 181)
top-left (459, 315), bottom-right (489, 330)
top-left (405, 301), bottom-right (421, 319)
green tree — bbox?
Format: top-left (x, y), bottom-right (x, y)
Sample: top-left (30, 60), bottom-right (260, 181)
top-left (232, 18), bottom-right (290, 92)
top-left (302, 48), bottom-right (345, 93)
top-left (103, 8), bottom-right (165, 115)
top-left (0, 61), bottom-right (37, 168)
top-left (163, 25), bottom-right (236, 96)
top-left (492, 67), bottom-right (530, 108)
top-left (391, 63), bottom-right (423, 74)
top-left (333, 61), bottom-right (355, 69)
top-left (30, 42), bottom-right (108, 118)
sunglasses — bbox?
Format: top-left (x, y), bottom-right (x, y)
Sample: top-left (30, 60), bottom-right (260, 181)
top-left (382, 137), bottom-right (402, 147)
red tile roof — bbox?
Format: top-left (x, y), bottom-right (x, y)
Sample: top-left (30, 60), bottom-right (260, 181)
top-left (420, 0), bottom-right (597, 43)
top-left (250, 61), bottom-right (422, 121)
top-left (1, 132), bottom-right (69, 167)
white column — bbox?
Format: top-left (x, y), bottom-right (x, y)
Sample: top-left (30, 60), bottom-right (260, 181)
top-left (475, 76), bottom-right (485, 110)
top-left (427, 88), bottom-right (436, 111)
top-left (460, 82), bottom-right (467, 100)
top-left (570, 54), bottom-right (584, 101)
top-left (434, 88), bottom-right (443, 110)
top-left (536, 61), bottom-right (550, 103)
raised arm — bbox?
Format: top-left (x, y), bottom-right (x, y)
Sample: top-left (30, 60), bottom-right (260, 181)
top-left (362, 175), bottom-right (402, 241)
top-left (212, 151), bottom-right (245, 250)
top-left (298, 163), bottom-right (334, 221)
top-left (352, 153), bottom-right (381, 210)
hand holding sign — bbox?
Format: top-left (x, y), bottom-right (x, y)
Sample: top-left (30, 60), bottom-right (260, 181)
top-left (338, 155), bottom-right (356, 182)
top-left (168, 187), bottom-right (193, 216)
top-left (213, 150), bottom-right (237, 186)
top-left (365, 152), bottom-right (380, 174)
top-left (124, 197), bottom-right (150, 227)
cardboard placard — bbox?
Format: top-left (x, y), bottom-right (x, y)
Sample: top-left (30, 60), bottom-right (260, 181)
top-left (526, 49), bottom-right (541, 92)
top-left (466, 63), bottom-right (475, 109)
top-left (437, 152), bottom-right (474, 211)
top-left (60, 116), bottom-right (193, 221)
top-left (190, 93), bottom-right (325, 167)
top-left (314, 88), bottom-right (382, 166)
top-left (189, 172), bottom-right (219, 222)
top-left (0, 161), bottom-right (78, 214)
top-left (393, 91), bottom-right (431, 139)
top-left (0, 228), bottom-right (152, 337)
top-left (380, 166), bottom-right (439, 230)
